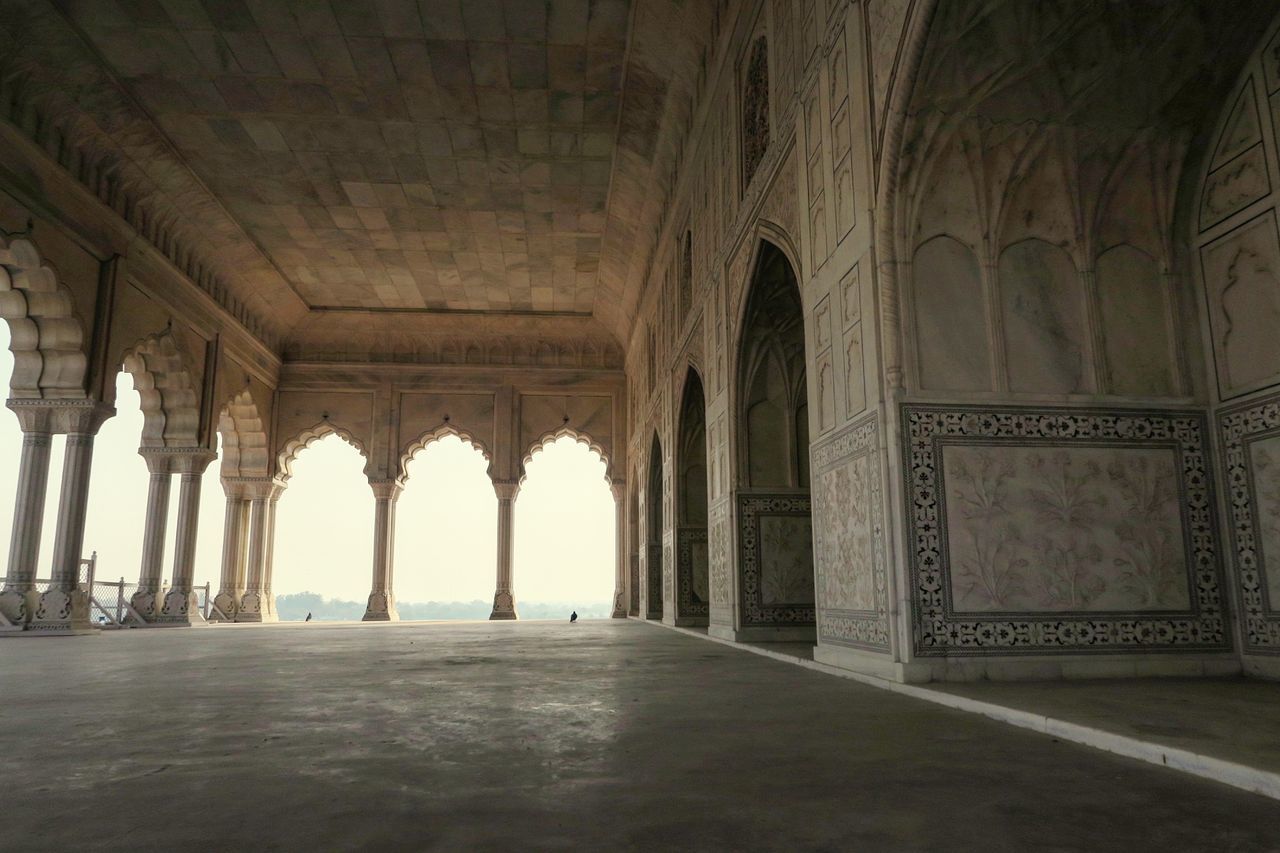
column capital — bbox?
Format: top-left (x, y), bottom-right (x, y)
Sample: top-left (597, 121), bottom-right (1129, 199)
top-left (369, 478), bottom-right (402, 501)
top-left (610, 478), bottom-right (626, 501)
top-left (223, 475), bottom-right (285, 501)
top-left (138, 446), bottom-right (218, 475)
top-left (492, 479), bottom-right (519, 501)
top-left (5, 399), bottom-right (114, 435)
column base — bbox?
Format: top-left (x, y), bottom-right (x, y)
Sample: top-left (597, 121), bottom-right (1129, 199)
top-left (489, 590), bottom-right (517, 620)
top-left (129, 589), bottom-right (164, 625)
top-left (150, 590), bottom-right (208, 627)
top-left (209, 591), bottom-right (238, 622)
top-left (363, 591), bottom-right (399, 622)
top-left (0, 587), bottom-right (32, 627)
top-left (27, 587), bottom-right (95, 634)
top-left (235, 592), bottom-right (278, 623)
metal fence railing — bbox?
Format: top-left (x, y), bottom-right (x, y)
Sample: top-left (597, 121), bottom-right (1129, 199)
top-left (25, 553), bottom-right (213, 628)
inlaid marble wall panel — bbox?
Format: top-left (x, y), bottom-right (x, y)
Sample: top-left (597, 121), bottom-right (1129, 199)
top-left (1219, 391), bottom-right (1280, 653)
top-left (812, 414), bottom-right (889, 651)
top-left (904, 404), bottom-right (1229, 656)
top-left (738, 492), bottom-right (815, 627)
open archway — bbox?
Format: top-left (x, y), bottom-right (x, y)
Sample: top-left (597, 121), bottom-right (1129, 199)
top-left (676, 368), bottom-right (709, 625)
top-left (645, 432), bottom-right (664, 620)
top-left (514, 433), bottom-right (615, 619)
top-left (733, 240), bottom-right (815, 639)
top-left (394, 432), bottom-right (497, 616)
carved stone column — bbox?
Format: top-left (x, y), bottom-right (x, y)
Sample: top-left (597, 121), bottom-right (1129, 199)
top-left (211, 482), bottom-right (249, 622)
top-left (258, 487), bottom-right (283, 621)
top-left (130, 451), bottom-right (174, 622)
top-left (363, 479), bottom-right (401, 621)
top-left (489, 479), bottom-right (518, 620)
top-left (611, 480), bottom-right (627, 618)
top-left (30, 401), bottom-right (113, 634)
top-left (158, 450), bottom-right (216, 625)
top-left (237, 478), bottom-right (283, 622)
top-left (0, 402), bottom-right (55, 627)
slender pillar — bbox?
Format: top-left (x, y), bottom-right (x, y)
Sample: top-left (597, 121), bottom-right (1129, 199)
top-left (30, 402), bottom-right (112, 633)
top-left (489, 480), bottom-right (518, 620)
top-left (0, 415), bottom-right (53, 627)
top-left (130, 453), bottom-right (173, 621)
top-left (159, 450), bottom-right (216, 625)
top-left (237, 479), bottom-right (281, 622)
top-left (363, 479), bottom-right (401, 621)
top-left (211, 483), bottom-right (249, 622)
top-left (258, 488), bottom-right (283, 621)
top-left (611, 480), bottom-right (627, 618)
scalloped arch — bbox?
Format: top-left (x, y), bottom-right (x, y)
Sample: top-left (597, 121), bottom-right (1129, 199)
top-left (277, 420), bottom-right (369, 482)
top-left (398, 422), bottom-right (493, 485)
top-left (0, 235), bottom-right (88, 400)
top-left (218, 389), bottom-right (269, 478)
top-left (520, 426), bottom-right (612, 486)
top-left (119, 330), bottom-right (200, 448)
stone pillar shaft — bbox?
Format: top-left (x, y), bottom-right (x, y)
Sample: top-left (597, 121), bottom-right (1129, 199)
top-left (259, 494), bottom-right (280, 620)
top-left (611, 481), bottom-right (627, 618)
top-left (130, 466), bottom-right (172, 622)
top-left (363, 480), bottom-right (401, 621)
top-left (0, 430), bottom-right (53, 625)
top-left (489, 480), bottom-right (518, 620)
top-left (236, 491), bottom-right (274, 622)
top-left (31, 432), bottom-right (97, 632)
top-left (212, 494), bottom-right (248, 621)
top-left (159, 467), bottom-right (207, 624)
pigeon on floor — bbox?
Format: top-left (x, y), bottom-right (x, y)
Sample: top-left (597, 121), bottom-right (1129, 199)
top-left (570, 611), bottom-right (578, 623)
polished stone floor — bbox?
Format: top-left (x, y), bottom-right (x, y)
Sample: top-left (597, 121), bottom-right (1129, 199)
top-left (3, 620), bottom-right (1278, 851)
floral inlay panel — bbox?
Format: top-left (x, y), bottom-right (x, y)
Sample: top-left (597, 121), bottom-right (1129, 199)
top-left (677, 527), bottom-right (710, 618)
top-left (1219, 392), bottom-right (1280, 652)
top-left (812, 414), bottom-right (890, 651)
top-left (737, 493), bottom-right (815, 627)
top-left (904, 404), bottom-right (1228, 656)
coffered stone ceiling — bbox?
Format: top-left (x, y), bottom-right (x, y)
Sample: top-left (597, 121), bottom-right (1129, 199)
top-left (0, 0), bottom-right (715, 357)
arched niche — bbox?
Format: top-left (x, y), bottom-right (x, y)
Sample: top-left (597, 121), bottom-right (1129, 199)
top-left (0, 236), bottom-right (88, 400)
top-left (645, 432), bottom-right (664, 619)
top-left (119, 331), bottom-right (201, 449)
top-left (676, 367), bottom-right (709, 624)
top-left (911, 235), bottom-right (992, 392)
top-left (735, 240), bottom-right (808, 488)
top-left (997, 238), bottom-right (1093, 394)
top-left (732, 238), bottom-right (815, 634)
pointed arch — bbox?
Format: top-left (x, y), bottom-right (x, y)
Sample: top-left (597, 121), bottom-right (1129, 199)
top-left (0, 235), bottom-right (88, 400)
top-left (277, 420), bottom-right (368, 483)
top-left (645, 431), bottom-right (665, 619)
top-left (119, 331), bottom-right (201, 448)
top-left (520, 425), bottom-right (612, 485)
top-left (399, 422), bottom-right (493, 485)
top-left (218, 389), bottom-right (269, 478)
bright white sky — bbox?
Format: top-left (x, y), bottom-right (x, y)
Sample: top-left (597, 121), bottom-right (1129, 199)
top-left (0, 325), bottom-right (615, 606)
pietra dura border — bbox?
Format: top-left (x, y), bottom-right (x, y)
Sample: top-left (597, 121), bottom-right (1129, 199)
top-left (677, 526), bottom-right (710, 618)
top-left (903, 404), bottom-right (1229, 656)
top-left (1219, 391), bottom-right (1280, 653)
top-left (812, 413), bottom-right (890, 652)
top-left (737, 492), bottom-right (816, 627)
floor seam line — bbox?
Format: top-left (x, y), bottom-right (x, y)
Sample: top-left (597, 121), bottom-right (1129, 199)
top-left (633, 618), bottom-right (1280, 802)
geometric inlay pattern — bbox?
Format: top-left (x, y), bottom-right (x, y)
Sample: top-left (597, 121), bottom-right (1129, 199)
top-left (737, 492), bottom-right (815, 628)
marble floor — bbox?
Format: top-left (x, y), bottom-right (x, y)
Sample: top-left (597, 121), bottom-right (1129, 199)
top-left (2, 620), bottom-right (1278, 851)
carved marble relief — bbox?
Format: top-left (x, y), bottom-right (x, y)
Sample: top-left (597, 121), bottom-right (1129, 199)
top-left (912, 236), bottom-right (992, 391)
top-left (844, 325), bottom-right (866, 417)
top-left (738, 493), bottom-right (815, 626)
top-left (833, 147), bottom-right (856, 241)
top-left (998, 239), bottom-right (1093, 394)
top-left (1200, 144), bottom-right (1270, 231)
top-left (840, 263), bottom-right (861, 328)
top-left (809, 193), bottom-right (829, 271)
top-left (742, 35), bottom-right (771, 190)
top-left (709, 501), bottom-right (732, 621)
top-left (904, 404), bottom-right (1228, 655)
top-left (678, 528), bottom-right (711, 618)
top-left (817, 348), bottom-right (835, 433)
top-left (1218, 392), bottom-right (1280, 652)
top-left (1201, 209), bottom-right (1280, 397)
top-left (943, 445), bottom-right (1189, 613)
top-left (814, 295), bottom-right (832, 350)
top-left (1095, 245), bottom-right (1175, 396)
top-left (813, 414), bottom-right (889, 650)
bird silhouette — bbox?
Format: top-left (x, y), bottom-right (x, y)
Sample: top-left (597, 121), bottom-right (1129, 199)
top-left (570, 611), bottom-right (578, 623)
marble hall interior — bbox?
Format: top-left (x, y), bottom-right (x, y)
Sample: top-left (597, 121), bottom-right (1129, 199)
top-left (2, 0), bottom-right (1280, 849)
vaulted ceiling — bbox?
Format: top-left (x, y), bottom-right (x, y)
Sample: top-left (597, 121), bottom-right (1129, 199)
top-left (0, 0), bottom-right (715, 357)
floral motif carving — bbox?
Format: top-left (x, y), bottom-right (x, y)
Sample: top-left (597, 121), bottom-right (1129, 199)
top-left (737, 493), bottom-right (815, 627)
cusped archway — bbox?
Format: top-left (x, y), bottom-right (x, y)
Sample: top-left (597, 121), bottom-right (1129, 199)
top-left (0, 236), bottom-right (88, 401)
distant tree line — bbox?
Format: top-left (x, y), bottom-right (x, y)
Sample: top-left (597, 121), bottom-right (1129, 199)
top-left (275, 592), bottom-right (613, 622)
